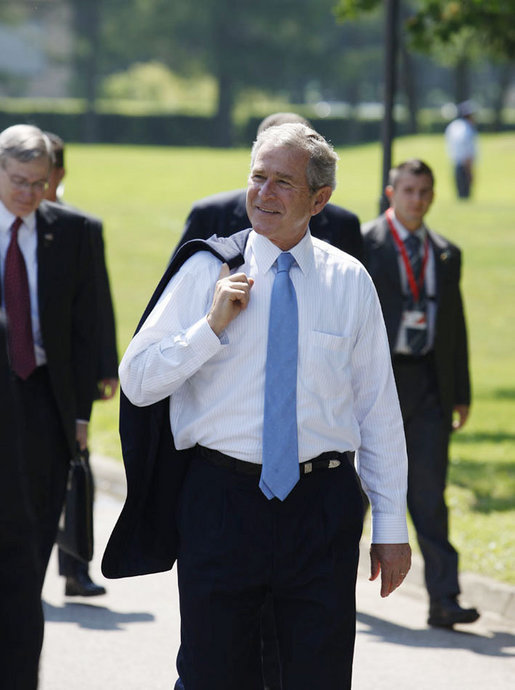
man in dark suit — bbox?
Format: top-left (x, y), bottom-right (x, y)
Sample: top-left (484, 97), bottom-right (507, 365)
top-left (362, 158), bottom-right (479, 628)
top-left (44, 131), bottom-right (118, 597)
top-left (173, 113), bottom-right (364, 263)
top-left (0, 124), bottom-right (97, 590)
top-left (0, 309), bottom-right (43, 689)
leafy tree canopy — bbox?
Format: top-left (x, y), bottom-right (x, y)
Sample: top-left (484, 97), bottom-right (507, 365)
top-left (336, 0), bottom-right (515, 61)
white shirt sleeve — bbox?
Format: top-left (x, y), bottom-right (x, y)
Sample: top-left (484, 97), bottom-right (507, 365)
top-left (119, 252), bottom-right (223, 406)
top-left (351, 277), bottom-right (409, 543)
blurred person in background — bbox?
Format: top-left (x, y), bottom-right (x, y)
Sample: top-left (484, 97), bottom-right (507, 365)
top-left (0, 309), bottom-right (43, 690)
top-left (0, 124), bottom-right (97, 591)
top-left (44, 131), bottom-right (118, 597)
top-left (445, 100), bottom-right (478, 199)
top-left (362, 158), bottom-right (479, 629)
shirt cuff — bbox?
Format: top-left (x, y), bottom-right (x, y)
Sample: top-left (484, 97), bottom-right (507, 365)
top-left (370, 512), bottom-right (409, 544)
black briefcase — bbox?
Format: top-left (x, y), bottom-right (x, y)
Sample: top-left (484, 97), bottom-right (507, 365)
top-left (57, 448), bottom-right (94, 563)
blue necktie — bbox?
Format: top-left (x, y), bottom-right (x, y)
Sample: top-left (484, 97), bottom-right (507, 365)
top-left (260, 252), bottom-right (300, 501)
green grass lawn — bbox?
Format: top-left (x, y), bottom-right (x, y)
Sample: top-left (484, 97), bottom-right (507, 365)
top-left (63, 133), bottom-right (515, 585)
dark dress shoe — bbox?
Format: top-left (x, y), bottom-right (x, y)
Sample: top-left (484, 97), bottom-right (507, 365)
top-left (65, 572), bottom-right (106, 597)
top-left (428, 596), bottom-right (480, 628)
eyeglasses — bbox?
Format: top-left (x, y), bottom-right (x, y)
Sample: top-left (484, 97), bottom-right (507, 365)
top-left (2, 170), bottom-right (48, 194)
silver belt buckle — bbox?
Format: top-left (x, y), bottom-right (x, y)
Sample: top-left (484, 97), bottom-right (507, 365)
top-left (328, 459), bottom-right (341, 469)
top-left (303, 462), bottom-right (312, 474)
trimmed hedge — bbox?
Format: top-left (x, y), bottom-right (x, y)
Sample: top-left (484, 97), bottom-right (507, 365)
top-left (0, 111), bottom-right (218, 146)
top-left (0, 109), bottom-right (512, 147)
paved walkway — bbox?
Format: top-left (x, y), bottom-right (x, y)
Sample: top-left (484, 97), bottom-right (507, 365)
top-left (38, 455), bottom-right (515, 689)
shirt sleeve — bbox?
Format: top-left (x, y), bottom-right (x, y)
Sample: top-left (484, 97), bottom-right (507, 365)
top-left (351, 274), bottom-right (409, 544)
top-left (119, 252), bottom-right (224, 406)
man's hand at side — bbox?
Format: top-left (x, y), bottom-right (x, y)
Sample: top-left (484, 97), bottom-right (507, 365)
top-left (207, 263), bottom-right (254, 336)
top-left (75, 420), bottom-right (89, 451)
top-left (97, 377), bottom-right (119, 400)
top-left (369, 543), bottom-right (412, 597)
top-left (452, 404), bottom-right (469, 431)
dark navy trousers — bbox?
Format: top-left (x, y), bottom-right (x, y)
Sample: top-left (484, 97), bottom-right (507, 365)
top-left (174, 451), bottom-right (363, 690)
top-left (393, 356), bottom-right (459, 601)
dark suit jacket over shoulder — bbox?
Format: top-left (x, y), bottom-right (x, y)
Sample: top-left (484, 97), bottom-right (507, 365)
top-left (362, 214), bottom-right (470, 423)
top-left (102, 231), bottom-right (251, 579)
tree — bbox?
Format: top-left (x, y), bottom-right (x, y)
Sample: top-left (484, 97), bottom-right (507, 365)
top-left (405, 1), bottom-right (515, 125)
top-left (336, 0), bottom-right (515, 123)
top-left (68, 0), bottom-right (353, 145)
top-left (405, 1), bottom-right (515, 61)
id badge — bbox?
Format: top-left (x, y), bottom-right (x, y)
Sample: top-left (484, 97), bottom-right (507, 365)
top-left (402, 310), bottom-right (427, 330)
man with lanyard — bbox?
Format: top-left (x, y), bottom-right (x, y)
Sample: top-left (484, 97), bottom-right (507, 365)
top-left (115, 123), bottom-right (411, 689)
top-left (362, 159), bottom-right (479, 629)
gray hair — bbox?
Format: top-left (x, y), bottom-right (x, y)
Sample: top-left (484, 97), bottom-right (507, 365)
top-left (251, 123), bottom-right (338, 192)
top-left (0, 124), bottom-right (54, 168)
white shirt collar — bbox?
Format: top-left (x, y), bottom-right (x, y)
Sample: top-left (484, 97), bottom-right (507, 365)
top-left (0, 200), bottom-right (37, 235)
top-left (390, 210), bottom-right (427, 242)
top-left (248, 228), bottom-right (314, 276)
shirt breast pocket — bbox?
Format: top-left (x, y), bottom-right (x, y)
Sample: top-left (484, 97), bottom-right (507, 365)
top-left (301, 330), bottom-right (352, 400)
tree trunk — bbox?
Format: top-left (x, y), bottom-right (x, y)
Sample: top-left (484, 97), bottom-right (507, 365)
top-left (213, 71), bottom-right (234, 147)
top-left (454, 58), bottom-right (470, 103)
top-left (492, 63), bottom-right (513, 131)
top-left (399, 3), bottom-right (418, 134)
top-left (71, 0), bottom-right (101, 142)
top-left (400, 35), bottom-right (418, 134)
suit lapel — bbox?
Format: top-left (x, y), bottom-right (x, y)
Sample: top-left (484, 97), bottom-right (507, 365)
top-left (378, 216), bottom-right (403, 293)
top-left (35, 205), bottom-right (59, 315)
top-left (428, 230), bottom-right (450, 303)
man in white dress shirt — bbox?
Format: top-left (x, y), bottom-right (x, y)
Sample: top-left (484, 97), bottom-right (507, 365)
top-left (445, 100), bottom-right (477, 199)
top-left (119, 123), bottom-right (411, 690)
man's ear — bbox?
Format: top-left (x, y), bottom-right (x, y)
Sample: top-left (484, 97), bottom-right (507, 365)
top-left (311, 186), bottom-right (332, 216)
top-left (385, 185), bottom-right (394, 203)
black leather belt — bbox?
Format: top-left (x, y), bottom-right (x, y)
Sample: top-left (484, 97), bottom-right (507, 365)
top-left (196, 445), bottom-right (352, 477)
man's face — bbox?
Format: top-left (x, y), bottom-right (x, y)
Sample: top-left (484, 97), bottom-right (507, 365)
top-left (45, 165), bottom-right (65, 203)
top-left (386, 172), bottom-right (434, 232)
top-left (246, 143), bottom-right (330, 251)
top-left (0, 156), bottom-right (50, 217)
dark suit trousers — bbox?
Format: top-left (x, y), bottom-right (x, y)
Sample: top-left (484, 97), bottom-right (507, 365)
top-left (393, 356), bottom-right (459, 600)
top-left (1, 326), bottom-right (44, 690)
top-left (58, 546), bottom-right (90, 578)
top-left (175, 452), bottom-right (363, 690)
top-left (13, 366), bottom-right (70, 590)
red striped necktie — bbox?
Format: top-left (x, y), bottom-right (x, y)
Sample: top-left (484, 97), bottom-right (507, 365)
top-left (4, 217), bottom-right (37, 379)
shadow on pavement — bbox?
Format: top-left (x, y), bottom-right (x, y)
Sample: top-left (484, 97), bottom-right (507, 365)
top-left (357, 611), bottom-right (515, 658)
top-left (42, 600), bottom-right (154, 631)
